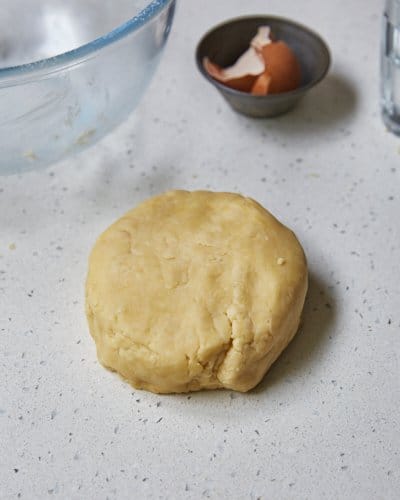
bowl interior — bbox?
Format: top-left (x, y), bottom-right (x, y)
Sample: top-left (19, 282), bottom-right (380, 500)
top-left (0, 0), bottom-right (175, 174)
top-left (0, 0), bottom-right (152, 68)
top-left (197, 16), bottom-right (330, 92)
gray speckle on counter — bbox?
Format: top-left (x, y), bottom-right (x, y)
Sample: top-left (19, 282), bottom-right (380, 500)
top-left (1, 0), bottom-right (400, 499)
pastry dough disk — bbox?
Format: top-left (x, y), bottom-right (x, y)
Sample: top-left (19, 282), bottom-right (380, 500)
top-left (86, 190), bottom-right (308, 393)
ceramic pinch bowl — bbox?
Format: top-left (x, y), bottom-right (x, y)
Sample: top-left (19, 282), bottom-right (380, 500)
top-left (196, 15), bottom-right (331, 118)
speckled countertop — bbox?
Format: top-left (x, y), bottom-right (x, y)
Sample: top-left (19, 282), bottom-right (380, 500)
top-left (1, 0), bottom-right (399, 499)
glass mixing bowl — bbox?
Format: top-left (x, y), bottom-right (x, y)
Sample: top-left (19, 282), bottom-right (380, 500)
top-left (0, 0), bottom-right (176, 173)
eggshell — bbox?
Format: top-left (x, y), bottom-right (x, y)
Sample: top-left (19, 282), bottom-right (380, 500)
top-left (203, 58), bottom-right (259, 93)
top-left (251, 71), bottom-right (271, 96)
top-left (203, 46), bottom-right (265, 92)
top-left (202, 27), bottom-right (301, 96)
top-left (260, 41), bottom-right (301, 94)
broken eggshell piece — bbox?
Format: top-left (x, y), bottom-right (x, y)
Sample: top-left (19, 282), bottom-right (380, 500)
top-left (251, 72), bottom-right (271, 96)
top-left (259, 41), bottom-right (301, 94)
top-left (203, 46), bottom-right (265, 93)
top-left (203, 26), bottom-right (301, 96)
top-left (250, 26), bottom-right (272, 51)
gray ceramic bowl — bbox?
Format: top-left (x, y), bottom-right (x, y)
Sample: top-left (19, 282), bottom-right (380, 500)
top-left (196, 16), bottom-right (330, 118)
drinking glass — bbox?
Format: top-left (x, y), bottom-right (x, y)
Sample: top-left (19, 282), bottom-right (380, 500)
top-left (381, 0), bottom-right (400, 135)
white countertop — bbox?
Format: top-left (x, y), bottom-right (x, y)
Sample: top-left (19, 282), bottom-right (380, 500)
top-left (1, 0), bottom-right (399, 498)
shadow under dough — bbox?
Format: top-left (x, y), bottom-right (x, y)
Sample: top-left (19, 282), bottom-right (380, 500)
top-left (254, 270), bottom-right (337, 393)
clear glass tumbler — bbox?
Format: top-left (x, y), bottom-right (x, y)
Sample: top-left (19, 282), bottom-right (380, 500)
top-left (381, 0), bottom-right (400, 135)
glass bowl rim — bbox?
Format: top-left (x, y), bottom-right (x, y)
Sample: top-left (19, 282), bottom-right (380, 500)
top-left (0, 0), bottom-right (173, 82)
